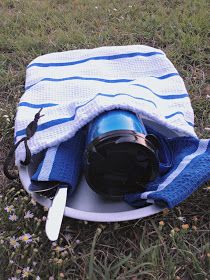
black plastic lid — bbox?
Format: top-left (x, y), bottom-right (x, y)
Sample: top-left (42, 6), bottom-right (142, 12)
top-left (84, 130), bottom-right (159, 198)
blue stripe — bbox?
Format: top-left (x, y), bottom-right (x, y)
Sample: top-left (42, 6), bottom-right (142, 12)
top-left (25, 77), bottom-right (134, 91)
top-left (19, 102), bottom-right (58, 108)
top-left (16, 118), bottom-right (70, 138)
top-left (151, 73), bottom-right (179, 79)
top-left (15, 92), bottom-right (157, 138)
top-left (27, 51), bottom-right (164, 69)
top-left (25, 73), bottom-right (179, 92)
top-left (131, 84), bottom-right (188, 99)
top-left (165, 112), bottom-right (194, 127)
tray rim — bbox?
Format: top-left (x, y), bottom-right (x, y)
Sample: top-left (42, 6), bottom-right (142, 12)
top-left (18, 165), bottom-right (164, 222)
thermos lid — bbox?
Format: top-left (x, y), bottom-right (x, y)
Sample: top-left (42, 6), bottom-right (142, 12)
top-left (84, 130), bottom-right (159, 198)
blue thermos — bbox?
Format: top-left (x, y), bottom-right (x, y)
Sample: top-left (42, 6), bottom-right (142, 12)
top-left (84, 110), bottom-right (161, 198)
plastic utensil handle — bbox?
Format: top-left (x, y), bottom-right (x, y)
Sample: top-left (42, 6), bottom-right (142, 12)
top-left (45, 185), bottom-right (68, 241)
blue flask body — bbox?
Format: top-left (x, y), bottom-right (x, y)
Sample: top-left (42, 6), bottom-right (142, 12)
top-left (84, 109), bottom-right (161, 198)
top-left (87, 110), bottom-right (147, 144)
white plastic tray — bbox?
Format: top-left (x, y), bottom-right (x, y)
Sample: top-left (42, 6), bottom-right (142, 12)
top-left (18, 151), bottom-right (164, 222)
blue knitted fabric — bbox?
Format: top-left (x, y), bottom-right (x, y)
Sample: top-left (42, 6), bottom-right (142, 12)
top-left (30, 129), bottom-right (85, 193)
top-left (124, 137), bottom-right (210, 208)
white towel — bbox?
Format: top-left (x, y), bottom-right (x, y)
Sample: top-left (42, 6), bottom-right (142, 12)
top-left (15, 45), bottom-right (196, 164)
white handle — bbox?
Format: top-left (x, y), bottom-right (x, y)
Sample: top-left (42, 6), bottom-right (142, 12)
top-left (45, 186), bottom-right (68, 241)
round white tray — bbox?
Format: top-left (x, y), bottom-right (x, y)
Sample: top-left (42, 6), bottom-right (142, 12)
top-left (18, 151), bottom-right (164, 222)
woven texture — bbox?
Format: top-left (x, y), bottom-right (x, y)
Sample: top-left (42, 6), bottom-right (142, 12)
top-left (30, 130), bottom-right (85, 193)
top-left (125, 137), bottom-right (210, 208)
top-left (15, 45), bottom-right (196, 164)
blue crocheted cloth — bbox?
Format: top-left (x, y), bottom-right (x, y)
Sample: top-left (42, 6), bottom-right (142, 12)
top-left (30, 130), bottom-right (86, 194)
top-left (125, 136), bottom-right (210, 208)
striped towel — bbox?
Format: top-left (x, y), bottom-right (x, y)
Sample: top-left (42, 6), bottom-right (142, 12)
top-left (15, 45), bottom-right (197, 164)
top-left (29, 129), bottom-right (86, 195)
top-left (14, 45), bottom-right (209, 208)
top-left (125, 135), bottom-right (210, 208)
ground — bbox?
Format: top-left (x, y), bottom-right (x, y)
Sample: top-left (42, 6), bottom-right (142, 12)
top-left (0, 0), bottom-right (209, 279)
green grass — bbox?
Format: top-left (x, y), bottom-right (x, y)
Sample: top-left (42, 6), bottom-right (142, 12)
top-left (0, 0), bottom-right (209, 279)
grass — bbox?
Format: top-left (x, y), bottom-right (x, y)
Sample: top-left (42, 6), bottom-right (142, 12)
top-left (0, 0), bottom-right (209, 279)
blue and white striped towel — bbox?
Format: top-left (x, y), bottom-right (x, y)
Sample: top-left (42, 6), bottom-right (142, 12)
top-left (125, 136), bottom-right (210, 208)
top-left (30, 129), bottom-right (86, 194)
top-left (15, 45), bottom-right (197, 164)
top-left (14, 45), bottom-right (209, 208)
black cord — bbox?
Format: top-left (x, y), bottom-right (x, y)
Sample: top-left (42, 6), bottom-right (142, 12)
top-left (3, 108), bottom-right (44, 180)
